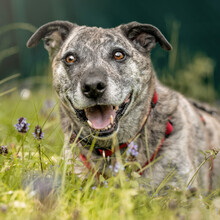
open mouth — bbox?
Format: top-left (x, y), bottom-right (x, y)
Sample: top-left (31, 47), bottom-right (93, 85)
top-left (72, 92), bottom-right (132, 137)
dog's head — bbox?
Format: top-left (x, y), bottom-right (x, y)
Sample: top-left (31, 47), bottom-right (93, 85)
top-left (27, 21), bottom-right (171, 139)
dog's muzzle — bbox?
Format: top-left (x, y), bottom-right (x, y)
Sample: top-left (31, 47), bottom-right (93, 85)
top-left (67, 68), bottom-right (133, 137)
top-left (72, 92), bottom-right (133, 138)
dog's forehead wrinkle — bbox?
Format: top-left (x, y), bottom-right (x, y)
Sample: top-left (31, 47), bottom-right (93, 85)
top-left (72, 28), bottom-right (107, 45)
top-left (60, 26), bottom-right (86, 53)
top-left (64, 28), bottom-right (132, 57)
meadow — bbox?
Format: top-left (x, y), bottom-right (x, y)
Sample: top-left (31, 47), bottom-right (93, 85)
top-left (0, 20), bottom-right (220, 219)
top-left (0, 74), bottom-right (220, 220)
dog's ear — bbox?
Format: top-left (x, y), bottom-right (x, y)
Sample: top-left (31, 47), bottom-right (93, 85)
top-left (120, 22), bottom-right (172, 52)
top-left (27, 21), bottom-right (77, 59)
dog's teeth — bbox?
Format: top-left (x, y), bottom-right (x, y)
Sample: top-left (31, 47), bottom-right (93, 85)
top-left (108, 125), bottom-right (111, 129)
top-left (87, 120), bottom-right (93, 128)
top-left (110, 115), bottom-right (114, 124)
top-left (115, 106), bottom-right (119, 111)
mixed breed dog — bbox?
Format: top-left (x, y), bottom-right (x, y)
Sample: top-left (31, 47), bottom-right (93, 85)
top-left (27, 21), bottom-right (220, 191)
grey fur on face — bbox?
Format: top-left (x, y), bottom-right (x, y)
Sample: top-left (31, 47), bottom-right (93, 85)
top-left (27, 21), bottom-right (220, 191)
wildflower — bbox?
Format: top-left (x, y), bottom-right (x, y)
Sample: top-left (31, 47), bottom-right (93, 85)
top-left (51, 156), bottom-right (58, 163)
top-left (109, 162), bottom-right (124, 175)
top-left (103, 180), bottom-right (108, 188)
top-left (33, 125), bottom-right (44, 173)
top-left (29, 191), bottom-right (36, 198)
top-left (13, 201), bottom-right (26, 208)
top-left (7, 191), bottom-right (13, 195)
top-left (126, 141), bottom-right (138, 157)
top-left (0, 204), bottom-right (7, 213)
top-left (14, 117), bottom-right (30, 133)
top-left (33, 125), bottom-right (44, 140)
top-left (0, 145), bottom-right (8, 155)
top-left (91, 186), bottom-right (96, 190)
top-left (20, 88), bottom-right (31, 100)
top-left (114, 162), bottom-right (125, 173)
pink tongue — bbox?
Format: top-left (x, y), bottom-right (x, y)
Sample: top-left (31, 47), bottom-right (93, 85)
top-left (86, 105), bottom-right (116, 129)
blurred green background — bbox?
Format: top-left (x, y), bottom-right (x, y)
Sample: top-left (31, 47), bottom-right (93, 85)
top-left (0, 0), bottom-right (220, 102)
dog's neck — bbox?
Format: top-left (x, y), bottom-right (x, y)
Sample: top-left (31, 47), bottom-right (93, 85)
top-left (142, 80), bottom-right (178, 153)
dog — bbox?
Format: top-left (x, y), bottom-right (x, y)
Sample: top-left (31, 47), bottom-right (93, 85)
top-left (27, 21), bottom-right (220, 191)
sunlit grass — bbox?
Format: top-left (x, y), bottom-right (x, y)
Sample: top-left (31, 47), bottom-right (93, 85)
top-left (0, 85), bottom-right (220, 220)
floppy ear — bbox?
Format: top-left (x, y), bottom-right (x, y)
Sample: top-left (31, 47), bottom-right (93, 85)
top-left (120, 22), bottom-right (172, 53)
top-left (27, 20), bottom-right (77, 59)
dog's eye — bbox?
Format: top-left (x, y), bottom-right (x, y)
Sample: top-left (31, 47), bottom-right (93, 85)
top-left (65, 55), bottom-right (77, 64)
top-left (113, 51), bottom-right (125, 61)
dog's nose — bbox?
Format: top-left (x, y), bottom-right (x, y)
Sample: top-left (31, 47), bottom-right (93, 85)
top-left (81, 72), bottom-right (107, 99)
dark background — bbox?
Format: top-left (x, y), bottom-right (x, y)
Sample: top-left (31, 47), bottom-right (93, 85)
top-left (0, 0), bottom-right (219, 96)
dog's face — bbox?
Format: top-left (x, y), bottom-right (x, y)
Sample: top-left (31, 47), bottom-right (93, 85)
top-left (27, 21), bottom-right (171, 139)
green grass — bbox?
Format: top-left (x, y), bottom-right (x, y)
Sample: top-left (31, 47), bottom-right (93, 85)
top-left (0, 86), bottom-right (220, 220)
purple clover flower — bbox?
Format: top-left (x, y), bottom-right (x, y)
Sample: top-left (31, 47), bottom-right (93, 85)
top-left (0, 146), bottom-right (8, 155)
top-left (14, 117), bottom-right (30, 133)
top-left (103, 181), bottom-right (108, 188)
top-left (33, 125), bottom-right (44, 140)
top-left (127, 141), bottom-right (138, 157)
top-left (109, 162), bottom-right (124, 175)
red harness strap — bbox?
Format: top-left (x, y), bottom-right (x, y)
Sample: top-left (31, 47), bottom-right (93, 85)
top-left (79, 153), bottom-right (102, 179)
top-left (98, 143), bottom-right (128, 157)
top-left (79, 91), bottom-right (173, 177)
top-left (137, 118), bottom-right (173, 175)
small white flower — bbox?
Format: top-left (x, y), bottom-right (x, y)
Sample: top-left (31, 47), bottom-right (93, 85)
top-left (51, 156), bottom-right (58, 163)
top-left (29, 191), bottom-right (36, 197)
top-left (13, 201), bottom-right (26, 208)
top-left (20, 89), bottom-right (31, 100)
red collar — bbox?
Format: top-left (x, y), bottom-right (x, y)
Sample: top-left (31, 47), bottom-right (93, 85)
top-left (79, 91), bottom-right (173, 177)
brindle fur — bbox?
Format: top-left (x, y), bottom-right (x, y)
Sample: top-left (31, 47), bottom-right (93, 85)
top-left (27, 21), bottom-right (220, 190)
